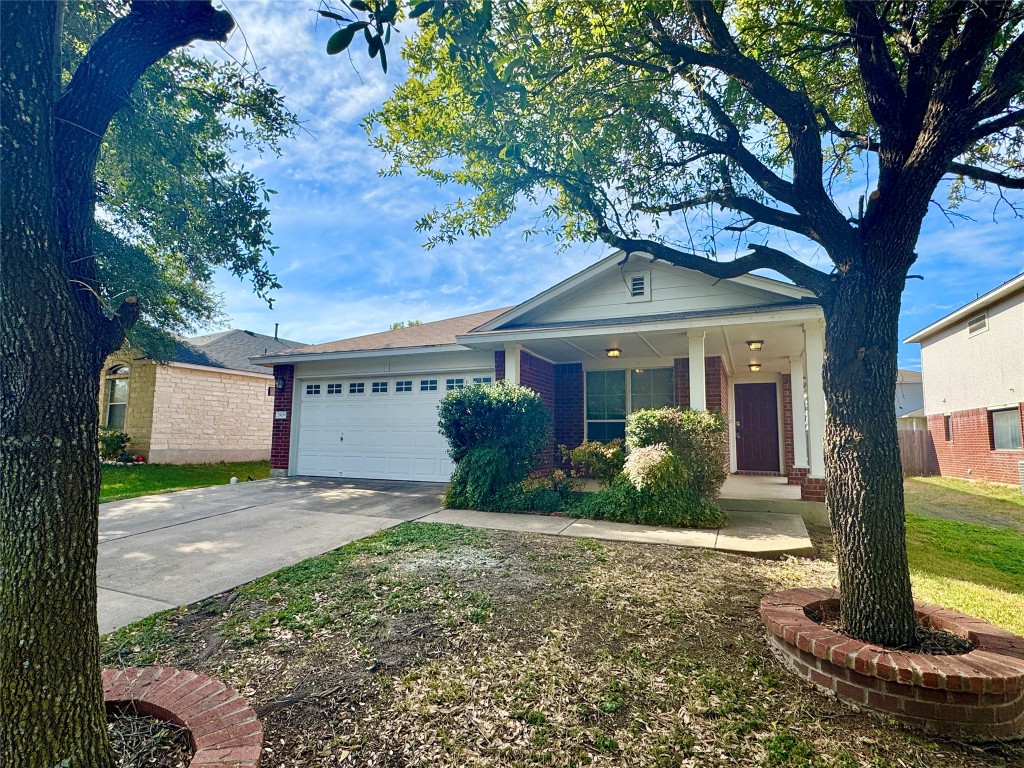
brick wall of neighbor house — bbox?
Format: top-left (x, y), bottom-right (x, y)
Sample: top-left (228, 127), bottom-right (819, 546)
top-left (494, 350), bottom-right (505, 381)
top-left (99, 349), bottom-right (156, 459)
top-left (927, 405), bottom-right (1024, 485)
top-left (146, 364), bottom-right (276, 464)
top-left (553, 363), bottom-right (584, 458)
top-left (519, 351), bottom-right (556, 466)
top-left (271, 365), bottom-right (295, 473)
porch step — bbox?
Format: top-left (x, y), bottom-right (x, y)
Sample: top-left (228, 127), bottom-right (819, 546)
top-left (719, 496), bottom-right (829, 528)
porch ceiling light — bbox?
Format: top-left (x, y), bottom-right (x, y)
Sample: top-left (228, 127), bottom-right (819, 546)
top-left (606, 348), bottom-right (621, 358)
top-left (748, 363), bottom-right (762, 372)
top-left (746, 340), bottom-right (764, 351)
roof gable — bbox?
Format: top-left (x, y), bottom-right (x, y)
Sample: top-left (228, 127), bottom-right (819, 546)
top-left (475, 251), bottom-right (814, 332)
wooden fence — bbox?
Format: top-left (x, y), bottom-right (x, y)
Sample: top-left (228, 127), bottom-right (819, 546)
top-left (898, 430), bottom-right (938, 477)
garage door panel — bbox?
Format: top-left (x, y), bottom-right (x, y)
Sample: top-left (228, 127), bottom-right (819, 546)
top-left (295, 373), bottom-right (488, 482)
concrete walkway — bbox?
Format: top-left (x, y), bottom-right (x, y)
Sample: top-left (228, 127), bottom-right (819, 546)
top-left (418, 507), bottom-right (814, 558)
top-left (97, 478), bottom-right (444, 634)
top-left (98, 478), bottom-right (814, 635)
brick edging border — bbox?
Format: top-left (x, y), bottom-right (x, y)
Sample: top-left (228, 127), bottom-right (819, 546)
top-left (760, 588), bottom-right (1024, 741)
top-left (103, 667), bottom-right (262, 766)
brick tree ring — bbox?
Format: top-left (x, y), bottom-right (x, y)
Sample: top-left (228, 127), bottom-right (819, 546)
top-left (103, 667), bottom-right (263, 767)
top-left (760, 588), bottom-right (1024, 742)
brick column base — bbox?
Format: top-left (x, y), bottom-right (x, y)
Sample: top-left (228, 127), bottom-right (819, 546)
top-left (801, 477), bottom-right (827, 502)
top-left (788, 467), bottom-right (809, 486)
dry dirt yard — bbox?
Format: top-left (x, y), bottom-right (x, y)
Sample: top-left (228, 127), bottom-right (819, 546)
top-left (102, 523), bottom-right (1024, 767)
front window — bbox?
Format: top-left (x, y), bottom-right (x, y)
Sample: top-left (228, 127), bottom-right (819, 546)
top-left (586, 367), bottom-right (676, 441)
top-left (991, 408), bottom-right (1022, 450)
top-left (105, 366), bottom-right (130, 430)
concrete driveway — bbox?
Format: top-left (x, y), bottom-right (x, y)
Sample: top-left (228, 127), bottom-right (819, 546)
top-left (98, 478), bottom-right (444, 634)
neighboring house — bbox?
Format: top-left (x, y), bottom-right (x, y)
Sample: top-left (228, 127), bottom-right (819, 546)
top-left (906, 273), bottom-right (1024, 485)
top-left (100, 329), bottom-right (306, 464)
top-left (255, 252), bottom-right (830, 500)
top-left (895, 369), bottom-right (926, 431)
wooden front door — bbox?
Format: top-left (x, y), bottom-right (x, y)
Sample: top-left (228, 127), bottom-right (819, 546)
top-left (734, 383), bottom-right (780, 472)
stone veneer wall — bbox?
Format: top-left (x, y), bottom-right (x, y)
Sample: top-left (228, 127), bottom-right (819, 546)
top-left (147, 364), bottom-right (276, 464)
top-left (99, 349), bottom-right (157, 459)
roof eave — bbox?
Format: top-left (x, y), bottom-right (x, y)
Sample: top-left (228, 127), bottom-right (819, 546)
top-left (905, 273), bottom-right (1024, 343)
top-left (250, 343), bottom-right (474, 366)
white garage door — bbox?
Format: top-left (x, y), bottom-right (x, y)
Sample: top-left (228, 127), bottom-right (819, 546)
top-left (294, 372), bottom-right (493, 482)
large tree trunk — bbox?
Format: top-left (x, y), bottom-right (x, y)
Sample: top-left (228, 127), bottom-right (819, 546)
top-left (822, 259), bottom-right (917, 647)
top-left (0, 5), bottom-right (114, 765)
top-left (2, 3), bottom-right (234, 764)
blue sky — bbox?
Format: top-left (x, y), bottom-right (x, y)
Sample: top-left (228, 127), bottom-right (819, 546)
top-left (205, 1), bottom-right (1023, 369)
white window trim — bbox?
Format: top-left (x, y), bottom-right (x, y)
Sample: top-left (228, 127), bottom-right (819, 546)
top-left (584, 367), bottom-right (674, 440)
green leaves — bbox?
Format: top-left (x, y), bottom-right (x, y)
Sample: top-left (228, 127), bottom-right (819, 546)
top-left (409, 1), bottom-right (435, 19)
top-left (326, 23), bottom-right (362, 55)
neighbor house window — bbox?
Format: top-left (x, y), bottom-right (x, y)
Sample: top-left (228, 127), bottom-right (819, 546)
top-left (991, 408), bottom-right (1023, 450)
top-left (105, 365), bottom-right (130, 430)
top-left (943, 414), bottom-right (953, 441)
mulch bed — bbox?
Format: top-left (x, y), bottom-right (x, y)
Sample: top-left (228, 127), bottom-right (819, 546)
top-left (108, 706), bottom-right (192, 768)
top-left (806, 600), bottom-right (975, 655)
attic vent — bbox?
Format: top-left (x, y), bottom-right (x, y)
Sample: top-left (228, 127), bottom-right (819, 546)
top-left (967, 313), bottom-right (988, 335)
top-left (630, 275), bottom-right (646, 297)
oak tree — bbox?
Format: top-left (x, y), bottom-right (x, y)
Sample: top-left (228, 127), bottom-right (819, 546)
top-left (371, 0), bottom-right (1024, 645)
top-left (1, 1), bottom-right (292, 763)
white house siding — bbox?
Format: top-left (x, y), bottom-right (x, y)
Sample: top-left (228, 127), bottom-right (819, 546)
top-left (517, 263), bottom-right (793, 326)
top-left (920, 291), bottom-right (1024, 416)
top-left (147, 364), bottom-right (275, 463)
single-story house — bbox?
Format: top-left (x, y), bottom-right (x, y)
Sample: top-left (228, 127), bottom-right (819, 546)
top-left (255, 252), bottom-right (829, 500)
top-left (905, 272), bottom-right (1024, 485)
top-left (895, 369), bottom-right (926, 431)
top-left (101, 328), bottom-right (305, 464)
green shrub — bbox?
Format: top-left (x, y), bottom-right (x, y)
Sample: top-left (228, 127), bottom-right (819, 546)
top-left (570, 477), bottom-right (726, 529)
top-left (438, 382), bottom-right (550, 509)
top-left (560, 439), bottom-right (625, 487)
top-left (98, 427), bottom-right (131, 461)
top-left (621, 443), bottom-right (683, 492)
top-left (625, 408), bottom-right (727, 499)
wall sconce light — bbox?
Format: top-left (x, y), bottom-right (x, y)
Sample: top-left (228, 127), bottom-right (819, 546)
top-left (746, 340), bottom-right (764, 351)
top-left (748, 363), bottom-right (762, 373)
top-left (606, 348), bottom-right (621, 358)
top-left (274, 377), bottom-right (286, 392)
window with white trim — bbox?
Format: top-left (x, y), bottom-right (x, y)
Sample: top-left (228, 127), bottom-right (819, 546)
top-left (372, 381), bottom-right (388, 394)
top-left (446, 378), bottom-right (466, 390)
top-left (306, 383), bottom-right (321, 395)
top-left (420, 379), bottom-right (438, 391)
top-left (105, 365), bottom-right (130, 430)
top-left (349, 382), bottom-right (365, 394)
top-left (967, 313), bottom-right (988, 335)
top-left (472, 377), bottom-right (493, 385)
top-left (396, 380), bottom-right (413, 392)
top-left (327, 383), bottom-right (343, 395)
top-left (991, 407), bottom-right (1022, 450)
top-left (585, 367), bottom-right (675, 441)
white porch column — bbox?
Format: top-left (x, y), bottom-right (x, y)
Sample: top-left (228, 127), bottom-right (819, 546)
top-left (503, 342), bottom-right (521, 384)
top-left (803, 321), bottom-right (826, 477)
top-left (688, 330), bottom-right (706, 411)
top-left (789, 355), bottom-right (809, 470)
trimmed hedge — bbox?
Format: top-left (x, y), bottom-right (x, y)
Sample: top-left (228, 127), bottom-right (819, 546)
top-left (439, 382), bottom-right (550, 509)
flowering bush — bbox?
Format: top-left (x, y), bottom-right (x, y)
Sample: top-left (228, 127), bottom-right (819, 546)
top-left (98, 427), bottom-right (131, 461)
top-left (560, 439), bottom-right (625, 488)
top-left (621, 443), bottom-right (681, 491)
top-left (626, 407), bottom-right (727, 499)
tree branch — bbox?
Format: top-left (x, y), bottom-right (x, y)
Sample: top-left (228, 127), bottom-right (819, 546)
top-left (843, 1), bottom-right (905, 140)
top-left (949, 161), bottom-right (1024, 190)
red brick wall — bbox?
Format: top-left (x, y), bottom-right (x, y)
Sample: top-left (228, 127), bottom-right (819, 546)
top-left (553, 363), bottom-right (584, 454)
top-left (270, 365), bottom-right (294, 471)
top-left (519, 351), bottom-right (555, 466)
top-left (782, 374), bottom-right (795, 478)
top-left (674, 358), bottom-right (690, 408)
top-left (673, 357), bottom-right (726, 413)
top-left (927, 404), bottom-right (1024, 485)
top-left (494, 350), bottom-right (505, 381)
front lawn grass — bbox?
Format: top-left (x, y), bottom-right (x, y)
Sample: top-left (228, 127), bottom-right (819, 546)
top-left (902, 477), bottom-right (1024, 635)
top-left (102, 523), bottom-right (1022, 767)
top-left (100, 460), bottom-right (270, 503)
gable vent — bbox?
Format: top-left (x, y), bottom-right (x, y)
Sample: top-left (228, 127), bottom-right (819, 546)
top-left (630, 275), bottom-right (646, 297)
top-left (967, 313), bottom-right (987, 335)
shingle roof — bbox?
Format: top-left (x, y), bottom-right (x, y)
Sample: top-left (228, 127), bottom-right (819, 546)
top-left (172, 329), bottom-right (306, 375)
top-left (260, 308), bottom-right (511, 359)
